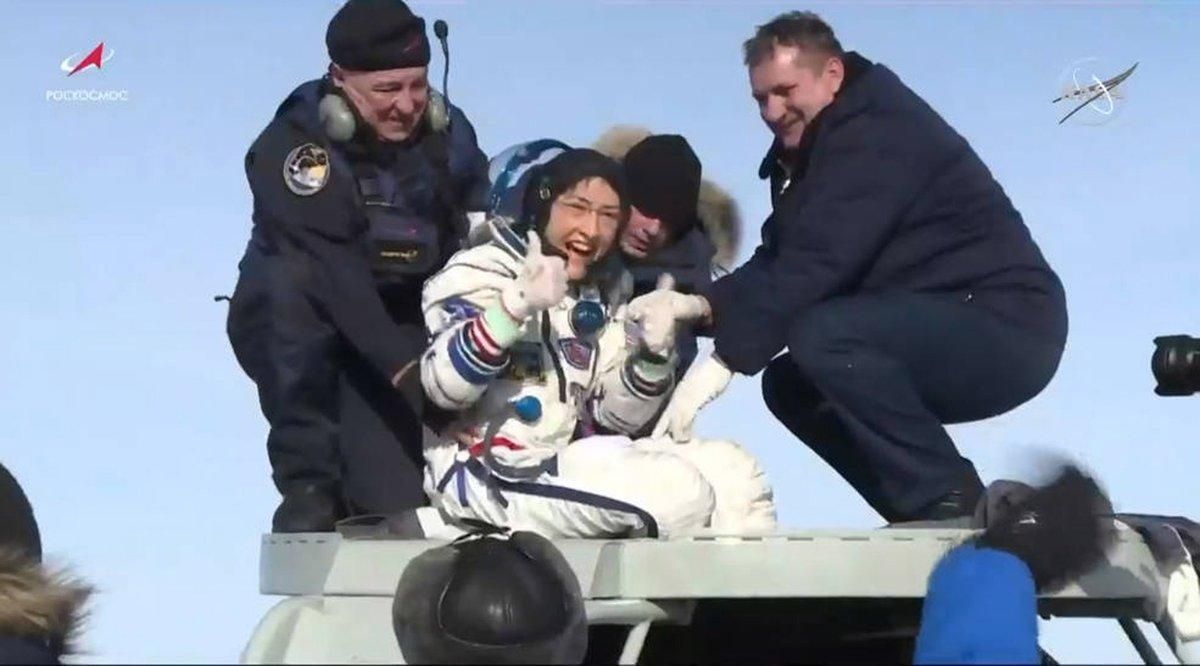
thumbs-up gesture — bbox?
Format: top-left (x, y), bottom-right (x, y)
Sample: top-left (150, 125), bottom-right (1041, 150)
top-left (500, 232), bottom-right (569, 323)
top-left (627, 273), bottom-right (708, 357)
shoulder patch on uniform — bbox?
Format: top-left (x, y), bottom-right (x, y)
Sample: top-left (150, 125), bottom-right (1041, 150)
top-left (439, 296), bottom-right (481, 323)
top-left (282, 143), bottom-right (330, 196)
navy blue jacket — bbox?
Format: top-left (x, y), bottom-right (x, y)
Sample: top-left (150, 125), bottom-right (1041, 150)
top-left (243, 79), bottom-right (489, 381)
top-left (707, 53), bottom-right (1067, 375)
top-left (0, 636), bottom-right (58, 664)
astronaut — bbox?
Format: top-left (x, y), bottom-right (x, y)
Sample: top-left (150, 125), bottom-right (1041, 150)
top-left (418, 148), bottom-right (775, 538)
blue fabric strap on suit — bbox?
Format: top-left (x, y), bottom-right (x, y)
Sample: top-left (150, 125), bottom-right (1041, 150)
top-left (436, 454), bottom-right (661, 538)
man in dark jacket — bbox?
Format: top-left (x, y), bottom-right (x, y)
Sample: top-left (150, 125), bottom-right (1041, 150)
top-left (633, 11), bottom-right (1068, 523)
top-left (592, 128), bottom-right (741, 377)
top-left (227, 0), bottom-right (490, 532)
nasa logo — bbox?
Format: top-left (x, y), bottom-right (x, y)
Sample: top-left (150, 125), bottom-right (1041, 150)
top-left (1053, 58), bottom-right (1138, 127)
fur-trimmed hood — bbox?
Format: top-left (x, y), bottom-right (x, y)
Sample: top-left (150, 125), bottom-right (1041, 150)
top-left (0, 548), bottom-right (91, 659)
top-left (592, 125), bottom-right (742, 270)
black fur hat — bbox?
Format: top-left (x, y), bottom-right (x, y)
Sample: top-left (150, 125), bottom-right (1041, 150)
top-left (975, 464), bottom-right (1116, 592)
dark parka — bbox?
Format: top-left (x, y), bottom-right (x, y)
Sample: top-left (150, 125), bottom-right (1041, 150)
top-left (240, 79), bottom-right (490, 381)
top-left (707, 53), bottom-right (1067, 375)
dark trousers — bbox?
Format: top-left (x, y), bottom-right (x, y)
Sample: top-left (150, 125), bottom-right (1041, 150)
top-left (226, 243), bottom-right (427, 515)
top-left (761, 292), bottom-right (1064, 522)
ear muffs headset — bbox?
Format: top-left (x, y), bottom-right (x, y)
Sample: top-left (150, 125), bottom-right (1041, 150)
top-left (318, 86), bottom-right (449, 143)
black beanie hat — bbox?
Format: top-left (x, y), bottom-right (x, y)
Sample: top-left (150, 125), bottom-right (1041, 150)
top-left (520, 148), bottom-right (631, 238)
top-left (624, 135), bottom-right (702, 239)
top-left (326, 0), bottom-right (431, 71)
top-left (0, 461), bottom-right (41, 561)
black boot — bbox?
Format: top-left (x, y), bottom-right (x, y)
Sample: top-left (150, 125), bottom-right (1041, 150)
top-left (887, 484), bottom-right (984, 528)
top-left (272, 483), bottom-right (346, 533)
top-left (912, 488), bottom-right (982, 521)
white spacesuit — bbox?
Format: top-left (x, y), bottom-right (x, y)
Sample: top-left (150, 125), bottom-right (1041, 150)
top-left (420, 218), bottom-right (774, 538)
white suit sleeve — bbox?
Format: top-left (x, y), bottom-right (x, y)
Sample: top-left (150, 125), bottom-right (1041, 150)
top-left (420, 248), bottom-right (521, 411)
top-left (590, 304), bottom-right (677, 435)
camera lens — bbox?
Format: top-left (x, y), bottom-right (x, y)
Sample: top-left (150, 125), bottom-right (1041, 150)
top-left (1152, 335), bottom-right (1200, 396)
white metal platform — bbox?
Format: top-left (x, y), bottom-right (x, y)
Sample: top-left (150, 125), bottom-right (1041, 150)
top-left (242, 524), bottom-right (1197, 664)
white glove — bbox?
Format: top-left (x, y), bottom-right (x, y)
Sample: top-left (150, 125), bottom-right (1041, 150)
top-left (627, 273), bottom-right (708, 357)
top-left (500, 232), bottom-right (568, 322)
top-left (652, 354), bottom-right (734, 442)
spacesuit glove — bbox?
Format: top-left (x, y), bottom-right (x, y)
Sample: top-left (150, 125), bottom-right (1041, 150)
top-left (627, 273), bottom-right (708, 357)
top-left (651, 354), bottom-right (734, 443)
top-left (499, 231), bottom-right (569, 323)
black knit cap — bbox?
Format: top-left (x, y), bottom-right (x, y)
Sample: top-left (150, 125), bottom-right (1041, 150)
top-left (624, 134), bottom-right (702, 239)
top-left (0, 461), bottom-right (41, 562)
top-left (520, 148), bottom-right (631, 237)
top-left (326, 0), bottom-right (431, 71)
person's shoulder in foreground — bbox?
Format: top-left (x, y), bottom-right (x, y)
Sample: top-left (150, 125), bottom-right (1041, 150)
top-left (0, 462), bottom-right (92, 665)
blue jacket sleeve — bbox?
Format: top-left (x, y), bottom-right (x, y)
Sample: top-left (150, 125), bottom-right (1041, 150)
top-left (707, 108), bottom-right (938, 375)
top-left (914, 544), bottom-right (1039, 664)
top-left (246, 124), bottom-right (426, 382)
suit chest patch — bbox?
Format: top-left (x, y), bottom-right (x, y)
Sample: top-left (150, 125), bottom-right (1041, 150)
top-left (557, 338), bottom-right (595, 371)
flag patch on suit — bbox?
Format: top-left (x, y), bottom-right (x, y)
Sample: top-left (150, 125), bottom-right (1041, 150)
top-left (558, 338), bottom-right (595, 370)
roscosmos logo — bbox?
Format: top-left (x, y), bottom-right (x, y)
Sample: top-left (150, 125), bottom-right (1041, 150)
top-left (60, 42), bottom-right (115, 77)
top-left (47, 41), bottom-right (129, 103)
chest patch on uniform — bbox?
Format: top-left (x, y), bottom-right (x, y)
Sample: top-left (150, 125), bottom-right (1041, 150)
top-left (283, 143), bottom-right (330, 196)
top-left (557, 337), bottom-right (595, 370)
top-left (502, 341), bottom-right (546, 383)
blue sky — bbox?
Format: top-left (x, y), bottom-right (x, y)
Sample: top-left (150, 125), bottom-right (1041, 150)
top-left (2, 0), bottom-right (1197, 662)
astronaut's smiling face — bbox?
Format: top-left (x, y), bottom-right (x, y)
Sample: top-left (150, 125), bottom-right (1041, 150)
top-left (545, 177), bottom-right (623, 281)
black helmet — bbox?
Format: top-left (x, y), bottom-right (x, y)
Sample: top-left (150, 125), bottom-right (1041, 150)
top-left (392, 529), bottom-right (588, 664)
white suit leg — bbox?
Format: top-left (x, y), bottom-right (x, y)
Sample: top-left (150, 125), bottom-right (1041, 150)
top-left (550, 436), bottom-right (715, 537)
top-left (424, 436), bottom-right (715, 539)
top-left (636, 437), bottom-right (777, 534)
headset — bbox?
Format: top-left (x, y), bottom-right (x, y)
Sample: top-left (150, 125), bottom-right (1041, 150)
top-left (318, 19), bottom-right (453, 143)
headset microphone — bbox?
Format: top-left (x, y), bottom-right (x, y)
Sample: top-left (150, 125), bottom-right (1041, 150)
top-left (433, 19), bottom-right (450, 103)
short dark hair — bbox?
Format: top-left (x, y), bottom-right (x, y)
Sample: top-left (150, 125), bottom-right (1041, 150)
top-left (743, 11), bottom-right (844, 68)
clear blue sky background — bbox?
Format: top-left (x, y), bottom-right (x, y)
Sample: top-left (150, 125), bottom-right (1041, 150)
top-left (2, 0), bottom-right (1197, 662)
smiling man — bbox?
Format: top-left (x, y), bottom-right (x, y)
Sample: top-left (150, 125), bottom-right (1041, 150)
top-left (632, 11), bottom-right (1069, 524)
top-left (596, 130), bottom-right (740, 378)
top-left (226, 0), bottom-right (489, 532)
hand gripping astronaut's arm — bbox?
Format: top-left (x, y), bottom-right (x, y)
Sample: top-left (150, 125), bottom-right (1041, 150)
top-left (626, 274), bottom-right (734, 442)
top-left (420, 232), bottom-right (568, 411)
